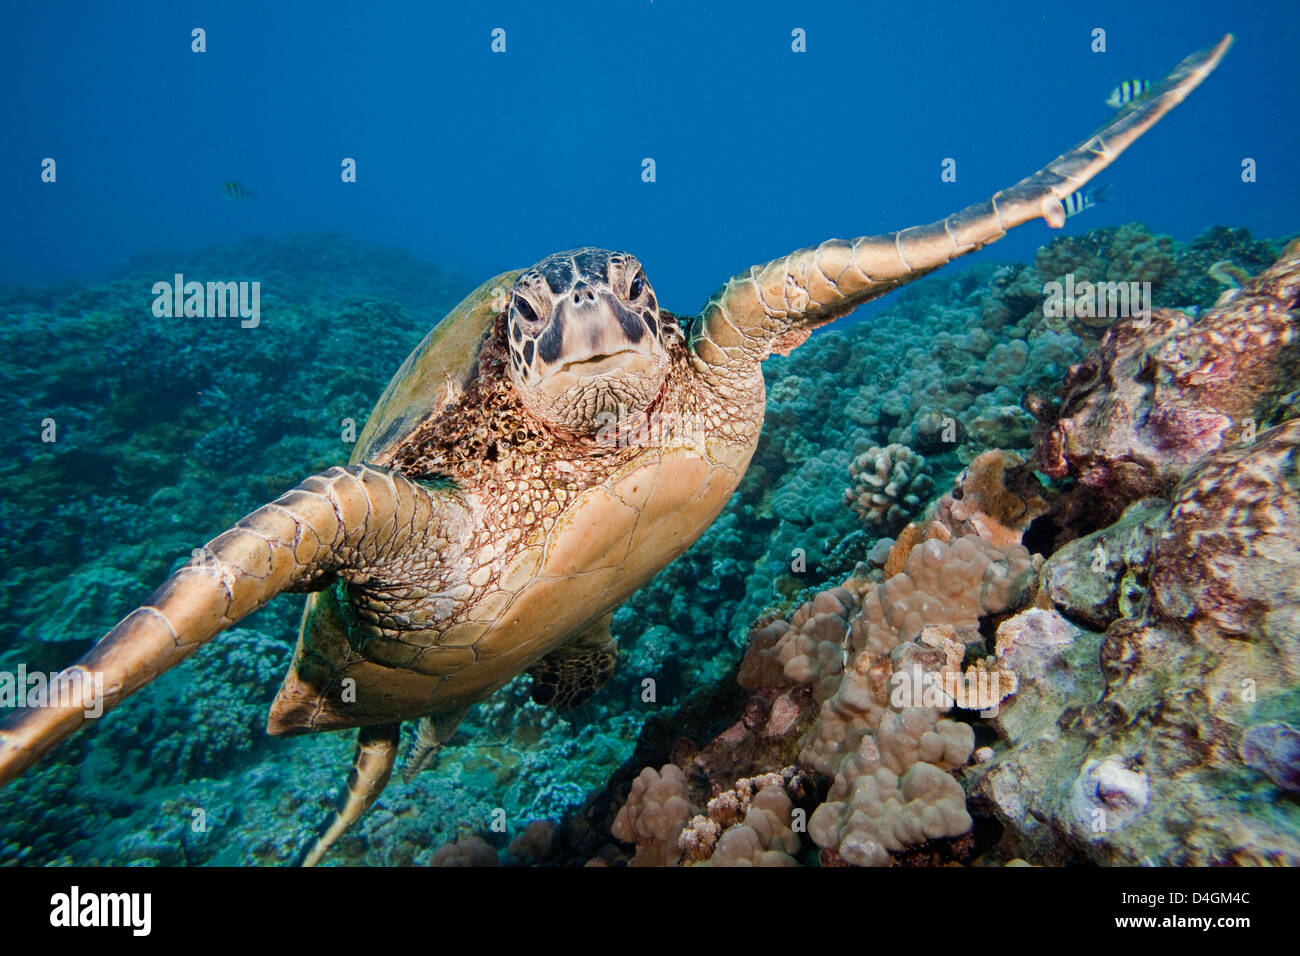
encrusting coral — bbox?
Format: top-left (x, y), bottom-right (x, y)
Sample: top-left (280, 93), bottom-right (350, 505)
top-left (972, 246), bottom-right (1300, 864)
top-left (607, 445), bottom-right (1046, 867)
top-left (929, 449), bottom-right (1049, 548)
top-left (1034, 239), bottom-right (1300, 516)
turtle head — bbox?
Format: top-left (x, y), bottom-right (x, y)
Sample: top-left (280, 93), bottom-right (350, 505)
top-left (506, 248), bottom-right (672, 434)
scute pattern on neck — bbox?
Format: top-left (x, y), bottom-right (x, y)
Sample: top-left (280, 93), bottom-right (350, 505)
top-left (386, 309), bottom-right (740, 500)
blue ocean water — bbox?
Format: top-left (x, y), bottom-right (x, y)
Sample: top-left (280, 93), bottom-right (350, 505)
top-left (0, 1), bottom-right (1297, 869)
top-left (2, 0), bottom-right (1293, 307)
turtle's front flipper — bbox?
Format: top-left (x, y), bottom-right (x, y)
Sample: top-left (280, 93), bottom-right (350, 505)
top-left (0, 464), bottom-right (468, 784)
top-left (295, 721), bottom-right (401, 867)
top-left (689, 34), bottom-right (1232, 384)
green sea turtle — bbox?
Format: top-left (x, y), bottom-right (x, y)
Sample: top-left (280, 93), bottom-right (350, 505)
top-left (0, 36), bottom-right (1231, 865)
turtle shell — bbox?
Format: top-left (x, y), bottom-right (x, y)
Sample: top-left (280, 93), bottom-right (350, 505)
top-left (352, 269), bottom-right (524, 466)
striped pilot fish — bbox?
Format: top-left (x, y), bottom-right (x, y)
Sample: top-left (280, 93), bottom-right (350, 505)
top-left (1063, 182), bottom-right (1110, 219)
top-left (1106, 79), bottom-right (1151, 109)
top-left (221, 180), bottom-right (254, 201)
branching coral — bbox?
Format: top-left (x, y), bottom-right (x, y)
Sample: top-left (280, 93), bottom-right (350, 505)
top-left (680, 771), bottom-right (802, 866)
top-left (844, 444), bottom-right (934, 532)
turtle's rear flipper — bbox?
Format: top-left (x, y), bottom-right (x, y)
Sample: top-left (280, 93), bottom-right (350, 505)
top-left (401, 709), bottom-right (468, 782)
top-left (295, 722), bottom-right (401, 867)
top-left (0, 464), bottom-right (468, 785)
top-left (528, 613), bottom-right (618, 710)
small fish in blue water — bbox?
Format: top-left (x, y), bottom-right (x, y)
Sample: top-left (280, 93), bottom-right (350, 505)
top-left (220, 181), bottom-right (254, 201)
top-left (1106, 79), bottom-right (1150, 109)
top-left (1063, 182), bottom-right (1110, 218)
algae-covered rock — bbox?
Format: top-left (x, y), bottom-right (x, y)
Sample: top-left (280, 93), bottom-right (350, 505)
top-left (1038, 498), bottom-right (1165, 631)
top-left (1035, 242), bottom-right (1300, 514)
top-left (979, 418), bottom-right (1300, 865)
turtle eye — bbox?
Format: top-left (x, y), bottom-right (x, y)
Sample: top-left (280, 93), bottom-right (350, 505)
top-left (629, 275), bottom-right (645, 299)
top-left (512, 294), bottom-right (543, 327)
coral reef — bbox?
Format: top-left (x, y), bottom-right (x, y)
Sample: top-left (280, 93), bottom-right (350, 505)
top-left (595, 237), bottom-right (1300, 869)
top-left (4, 224), bottom-right (1297, 868)
top-left (929, 449), bottom-right (1049, 548)
top-left (1033, 242), bottom-right (1300, 519)
top-left (610, 765), bottom-right (695, 866)
top-left (680, 771), bottom-right (802, 867)
top-left (844, 443), bottom-right (934, 532)
top-left (1169, 226), bottom-right (1286, 310)
top-left (971, 246), bottom-right (1300, 863)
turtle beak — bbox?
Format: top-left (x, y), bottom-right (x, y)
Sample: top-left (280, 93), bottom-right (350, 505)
top-left (552, 285), bottom-right (654, 365)
top-left (516, 286), bottom-right (669, 432)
